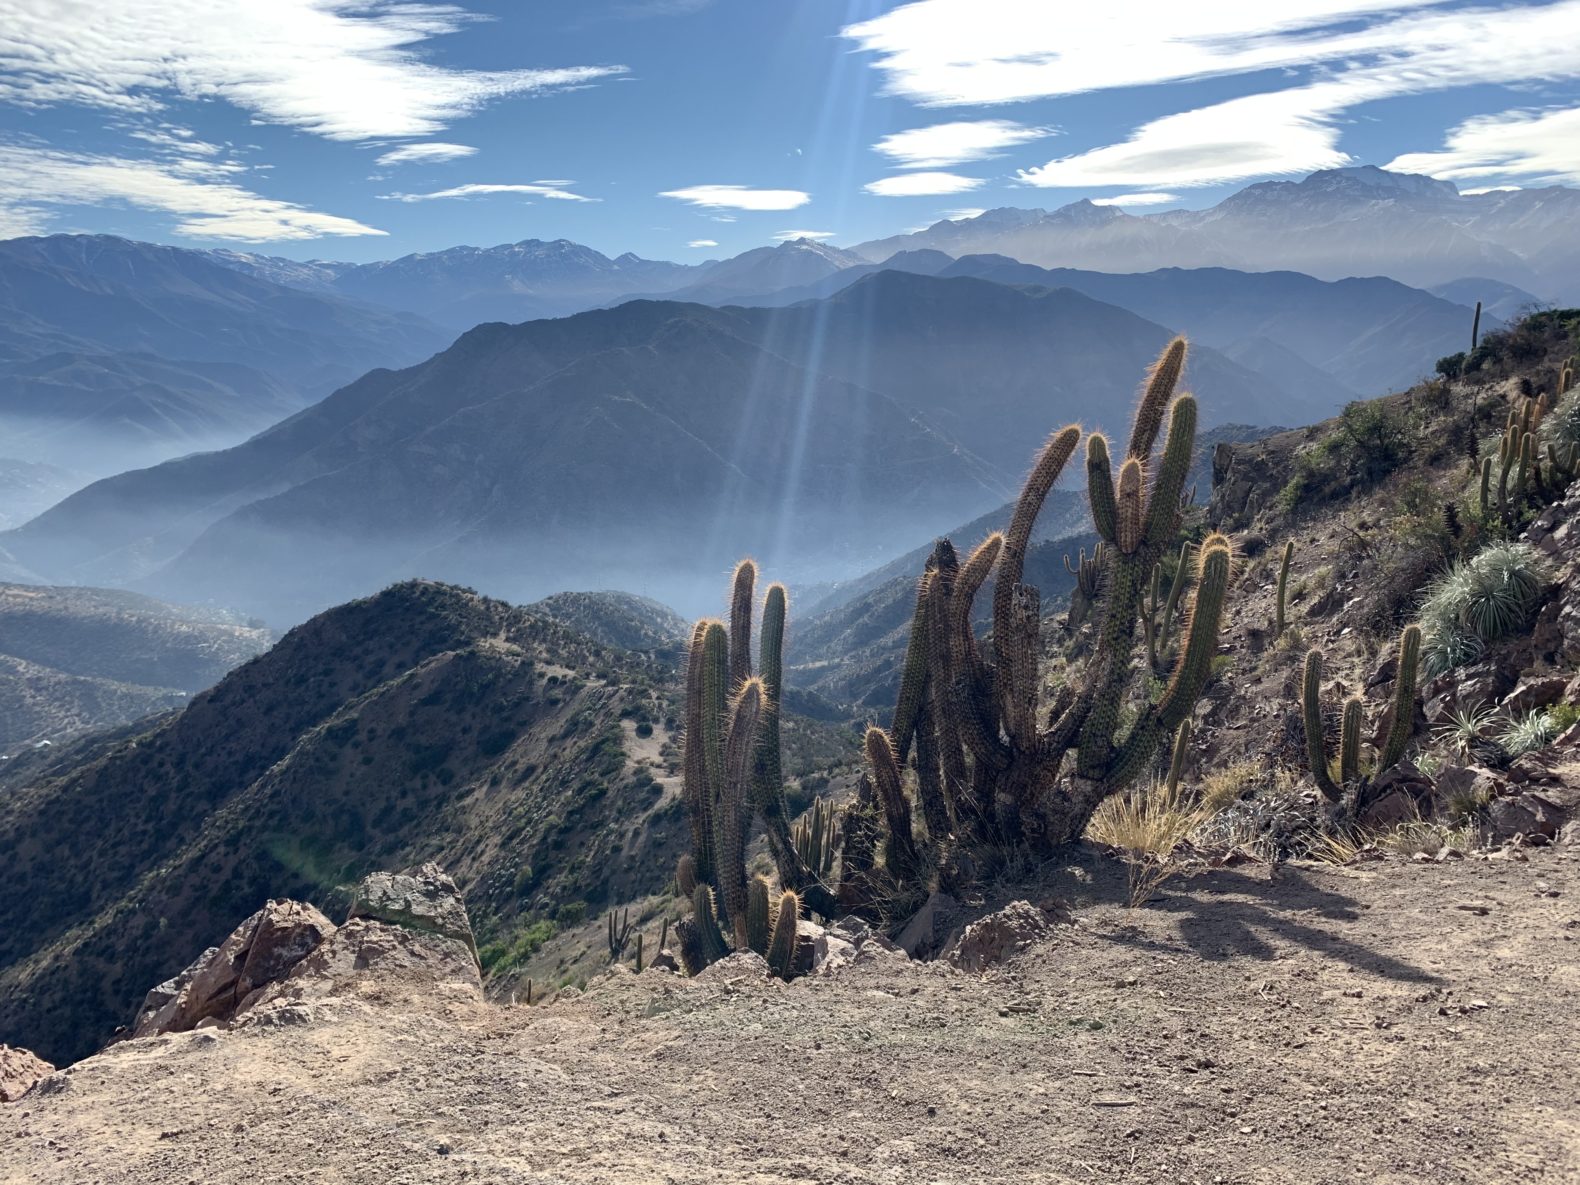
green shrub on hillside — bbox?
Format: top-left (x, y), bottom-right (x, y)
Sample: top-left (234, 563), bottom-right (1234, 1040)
top-left (1418, 542), bottom-right (1551, 676)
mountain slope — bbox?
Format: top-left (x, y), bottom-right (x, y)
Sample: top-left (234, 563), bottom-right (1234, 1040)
top-left (0, 234), bottom-right (449, 476)
top-left (0, 581), bottom-right (688, 1064)
top-left (2, 296), bottom-right (1007, 623)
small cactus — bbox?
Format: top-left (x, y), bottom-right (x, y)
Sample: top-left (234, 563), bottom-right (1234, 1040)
top-left (1166, 719), bottom-right (1192, 796)
top-left (1274, 540), bottom-right (1294, 638)
top-left (766, 889), bottom-right (800, 980)
top-left (607, 907), bottom-right (634, 962)
top-left (1302, 624), bottom-right (1421, 806)
top-left (746, 874), bottom-right (772, 956)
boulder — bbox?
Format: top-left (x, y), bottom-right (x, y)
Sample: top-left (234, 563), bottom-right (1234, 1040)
top-left (1424, 660), bottom-right (1514, 725)
top-left (946, 900), bottom-right (1071, 974)
top-left (1486, 793), bottom-right (1563, 843)
top-left (0, 1045), bottom-right (53, 1103)
top-left (133, 900), bottom-right (334, 1038)
top-left (894, 890), bottom-right (963, 959)
top-left (347, 862), bottom-right (478, 965)
top-left (1501, 675), bottom-right (1569, 714)
top-left (255, 916), bottom-right (482, 1006)
top-left (694, 951), bottom-right (769, 983)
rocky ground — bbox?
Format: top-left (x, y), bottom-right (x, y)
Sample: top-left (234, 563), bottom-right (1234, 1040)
top-left (4, 844), bottom-right (1577, 1185)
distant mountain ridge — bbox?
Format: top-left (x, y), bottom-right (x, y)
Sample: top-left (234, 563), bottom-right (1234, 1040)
top-left (0, 234), bottom-right (449, 480)
top-left (853, 168), bottom-right (1580, 303)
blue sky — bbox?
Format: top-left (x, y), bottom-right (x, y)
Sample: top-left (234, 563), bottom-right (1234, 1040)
top-left (1, 0), bottom-right (1578, 262)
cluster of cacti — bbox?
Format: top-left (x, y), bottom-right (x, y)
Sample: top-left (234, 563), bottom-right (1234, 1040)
top-left (1301, 624), bottom-right (1421, 808)
top-left (1273, 540), bottom-right (1294, 638)
top-left (1482, 392), bottom-right (1575, 519)
top-left (791, 796), bottom-right (837, 879)
top-left (669, 338), bottom-right (1239, 939)
top-left (822, 337), bottom-right (1235, 920)
top-left (1560, 355), bottom-right (1574, 396)
top-left (673, 562), bottom-right (829, 977)
top-left (606, 907), bottom-right (634, 962)
top-left (1142, 540), bottom-right (1194, 672)
top-left (1063, 542), bottom-right (1105, 627)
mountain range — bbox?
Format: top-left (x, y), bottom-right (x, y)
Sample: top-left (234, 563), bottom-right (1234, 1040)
top-left (0, 235), bottom-right (449, 479)
top-left (0, 271), bottom-right (1298, 625)
top-left (853, 168), bottom-right (1580, 304)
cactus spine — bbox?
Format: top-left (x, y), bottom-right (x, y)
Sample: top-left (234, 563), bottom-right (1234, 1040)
top-left (766, 889), bottom-right (800, 980)
top-left (1274, 540), bottom-right (1294, 638)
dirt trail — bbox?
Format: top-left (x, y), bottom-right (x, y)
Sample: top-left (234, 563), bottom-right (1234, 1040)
top-left (3, 847), bottom-right (1577, 1184)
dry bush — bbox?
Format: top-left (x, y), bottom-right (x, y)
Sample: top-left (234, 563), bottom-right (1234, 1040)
top-left (1086, 780), bottom-right (1211, 907)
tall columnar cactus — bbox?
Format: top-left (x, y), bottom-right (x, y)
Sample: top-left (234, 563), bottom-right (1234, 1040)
top-left (1274, 540), bottom-right (1294, 639)
top-left (1302, 624), bottom-right (1421, 805)
top-left (766, 889), bottom-right (800, 980)
top-left (843, 337), bottom-right (1236, 916)
top-left (1063, 542), bottom-right (1105, 627)
top-left (1143, 540), bottom-right (1193, 673)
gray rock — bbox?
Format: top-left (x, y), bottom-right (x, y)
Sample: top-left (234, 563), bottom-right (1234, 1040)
top-left (1487, 793), bottom-right (1563, 842)
top-left (895, 890), bottom-right (962, 959)
top-left (347, 862), bottom-right (478, 965)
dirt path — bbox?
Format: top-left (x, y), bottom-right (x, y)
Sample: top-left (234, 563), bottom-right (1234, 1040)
top-left (4, 846), bottom-right (1577, 1184)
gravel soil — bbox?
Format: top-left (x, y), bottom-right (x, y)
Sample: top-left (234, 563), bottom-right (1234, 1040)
top-left (3, 845), bottom-right (1577, 1184)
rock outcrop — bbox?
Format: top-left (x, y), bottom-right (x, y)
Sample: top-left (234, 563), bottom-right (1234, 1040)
top-left (0, 1044), bottom-right (53, 1103)
top-left (130, 864), bottom-right (478, 1042)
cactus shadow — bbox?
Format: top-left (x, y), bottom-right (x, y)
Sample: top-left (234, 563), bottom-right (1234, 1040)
top-left (1099, 864), bottom-right (1444, 986)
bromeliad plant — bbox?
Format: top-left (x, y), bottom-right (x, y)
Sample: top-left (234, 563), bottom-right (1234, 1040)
top-left (671, 338), bottom-right (1239, 959)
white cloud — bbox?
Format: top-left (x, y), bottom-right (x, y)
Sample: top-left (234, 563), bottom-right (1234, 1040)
top-left (0, 1), bottom-right (626, 141)
top-left (686, 238), bottom-right (718, 247)
top-left (383, 182), bottom-right (594, 203)
top-left (1017, 3), bottom-right (1580, 189)
top-left (1387, 106), bottom-right (1580, 187)
top-left (846, 0), bottom-right (1580, 192)
top-left (840, 0), bottom-right (1454, 107)
top-left (0, 142), bottom-right (384, 240)
top-left (773, 229), bottom-right (836, 240)
top-left (873, 119), bottom-right (1052, 168)
top-left (864, 171), bottom-right (983, 197)
top-left (374, 142), bottom-right (478, 167)
top-left (942, 207), bottom-right (985, 220)
top-left (659, 185), bottom-right (811, 210)
top-left (1090, 192), bottom-right (1183, 207)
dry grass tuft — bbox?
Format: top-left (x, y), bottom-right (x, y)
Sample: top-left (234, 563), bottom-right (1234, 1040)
top-left (1087, 780), bottom-right (1211, 907)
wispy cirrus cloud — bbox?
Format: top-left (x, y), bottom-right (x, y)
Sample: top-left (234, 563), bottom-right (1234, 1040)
top-left (773, 229), bottom-right (836, 240)
top-left (0, 1), bottom-right (626, 141)
top-left (0, 142), bottom-right (385, 240)
top-left (374, 142), bottom-right (478, 167)
top-left (686, 238), bottom-right (718, 247)
top-left (864, 171), bottom-right (983, 197)
top-left (845, 0), bottom-right (1580, 192)
top-left (873, 120), bottom-right (1052, 169)
top-left (382, 182), bottom-right (595, 203)
top-left (659, 184), bottom-right (811, 210)
top-left (1090, 192), bottom-right (1182, 207)
top-left (1387, 105), bottom-right (1580, 186)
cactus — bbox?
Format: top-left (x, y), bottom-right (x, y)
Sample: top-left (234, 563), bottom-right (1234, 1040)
top-left (1274, 540), bottom-right (1294, 638)
top-left (634, 933), bottom-right (645, 973)
top-left (691, 884), bottom-right (729, 966)
top-left (1302, 624), bottom-right (1421, 807)
top-left (851, 337), bottom-right (1236, 911)
top-left (792, 797), bottom-right (837, 878)
top-left (675, 569), bottom-right (836, 973)
top-left (607, 907), bottom-right (633, 962)
top-left (766, 889), bottom-right (800, 980)
top-left (1143, 541), bottom-right (1193, 672)
top-left (746, 874), bottom-right (772, 956)
top-left (1165, 719), bottom-right (1192, 796)
top-left (659, 916), bottom-right (669, 954)
top-left (674, 918), bottom-right (707, 976)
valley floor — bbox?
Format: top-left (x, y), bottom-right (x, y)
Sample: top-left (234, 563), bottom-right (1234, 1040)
top-left (3, 846), bottom-right (1577, 1184)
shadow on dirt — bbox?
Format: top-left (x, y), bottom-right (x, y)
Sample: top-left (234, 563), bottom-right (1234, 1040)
top-left (1078, 860), bottom-right (1444, 986)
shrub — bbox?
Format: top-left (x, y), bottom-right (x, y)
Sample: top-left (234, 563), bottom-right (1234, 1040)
top-left (1499, 709), bottom-right (1559, 755)
top-left (1418, 542), bottom-right (1550, 676)
top-left (1545, 389), bottom-right (1580, 451)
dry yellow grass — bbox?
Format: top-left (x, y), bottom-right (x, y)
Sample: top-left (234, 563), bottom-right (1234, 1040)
top-left (1087, 780), bottom-right (1212, 906)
